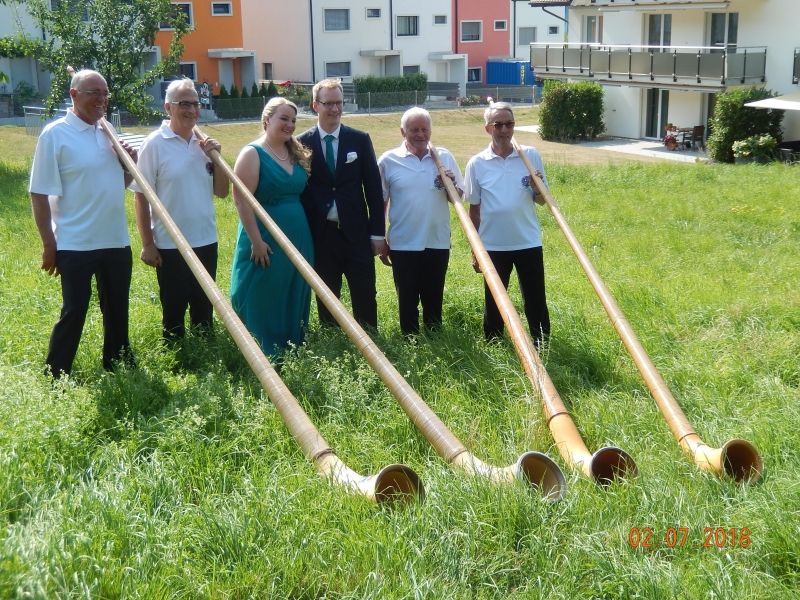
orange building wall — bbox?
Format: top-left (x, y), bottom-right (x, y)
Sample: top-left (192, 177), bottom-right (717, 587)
top-left (453, 0), bottom-right (511, 82)
top-left (155, 0), bottom-right (244, 90)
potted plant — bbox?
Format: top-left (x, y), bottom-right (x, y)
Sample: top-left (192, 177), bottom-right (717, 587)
top-left (732, 134), bottom-right (778, 164)
top-left (662, 124), bottom-right (679, 150)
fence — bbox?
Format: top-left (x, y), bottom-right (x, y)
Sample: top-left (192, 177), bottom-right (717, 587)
top-left (24, 106), bottom-right (122, 136)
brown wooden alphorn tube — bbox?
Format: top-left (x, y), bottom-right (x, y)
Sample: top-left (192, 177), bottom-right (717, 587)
top-left (429, 143), bottom-right (637, 485)
top-left (511, 138), bottom-right (762, 482)
top-left (100, 119), bottom-right (422, 503)
top-left (195, 126), bottom-right (566, 500)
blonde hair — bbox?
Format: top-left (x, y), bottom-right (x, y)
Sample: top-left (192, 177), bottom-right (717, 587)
top-left (165, 78), bottom-right (198, 103)
top-left (484, 101), bottom-right (514, 125)
top-left (262, 97), bottom-right (312, 173)
top-left (312, 78), bottom-right (343, 102)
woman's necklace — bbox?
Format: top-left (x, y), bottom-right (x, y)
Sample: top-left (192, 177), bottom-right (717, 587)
top-left (264, 138), bottom-right (289, 162)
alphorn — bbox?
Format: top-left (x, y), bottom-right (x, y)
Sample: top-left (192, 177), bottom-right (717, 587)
top-left (195, 126), bottom-right (566, 500)
top-left (511, 138), bottom-right (762, 482)
top-left (428, 143), bottom-right (636, 485)
top-left (100, 119), bottom-right (422, 503)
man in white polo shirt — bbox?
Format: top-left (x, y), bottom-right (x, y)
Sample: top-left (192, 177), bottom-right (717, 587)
top-left (464, 101), bottom-right (551, 346)
top-left (133, 78), bottom-right (229, 340)
top-left (29, 69), bottom-right (137, 377)
top-left (378, 107), bottom-right (463, 335)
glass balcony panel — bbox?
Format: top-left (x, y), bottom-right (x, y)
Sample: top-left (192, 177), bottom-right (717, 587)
top-left (674, 53), bottom-right (699, 79)
top-left (698, 53), bottom-right (725, 79)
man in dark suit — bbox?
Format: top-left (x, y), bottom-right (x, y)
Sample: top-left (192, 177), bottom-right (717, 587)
top-left (299, 78), bottom-right (387, 328)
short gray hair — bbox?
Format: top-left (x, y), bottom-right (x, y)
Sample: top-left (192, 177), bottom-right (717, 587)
top-left (69, 69), bottom-right (105, 90)
top-left (165, 78), bottom-right (198, 103)
top-left (400, 106), bottom-right (431, 130)
top-left (484, 101), bottom-right (514, 125)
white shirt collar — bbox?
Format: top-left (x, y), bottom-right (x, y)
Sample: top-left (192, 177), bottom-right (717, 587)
top-left (65, 109), bottom-right (96, 131)
top-left (317, 124), bottom-right (341, 139)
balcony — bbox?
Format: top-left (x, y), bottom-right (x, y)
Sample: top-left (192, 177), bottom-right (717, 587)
top-left (794, 48), bottom-right (799, 84)
top-left (566, 0), bottom-right (731, 8)
top-left (531, 44), bottom-right (766, 91)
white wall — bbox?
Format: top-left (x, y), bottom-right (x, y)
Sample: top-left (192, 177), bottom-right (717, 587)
top-left (512, 3), bottom-right (566, 60)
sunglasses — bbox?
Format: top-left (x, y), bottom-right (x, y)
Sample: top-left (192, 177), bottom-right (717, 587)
top-left (491, 121), bottom-right (515, 130)
top-left (170, 101), bottom-right (201, 109)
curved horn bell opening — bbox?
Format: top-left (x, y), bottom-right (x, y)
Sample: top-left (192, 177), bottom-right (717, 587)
top-left (589, 447), bottom-right (638, 486)
top-left (720, 439), bottom-right (763, 483)
top-left (517, 451), bottom-right (567, 501)
top-left (373, 464), bottom-right (426, 504)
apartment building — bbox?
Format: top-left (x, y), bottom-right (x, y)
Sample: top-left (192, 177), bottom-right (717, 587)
top-left (530, 0), bottom-right (800, 140)
top-left (0, 2), bottom-right (48, 99)
top-left (154, 0), bottom-right (256, 95)
top-left (243, 0), bottom-right (467, 93)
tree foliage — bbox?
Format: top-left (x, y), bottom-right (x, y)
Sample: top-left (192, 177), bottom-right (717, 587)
top-left (26, 0), bottom-right (189, 121)
top-left (706, 87), bottom-right (784, 163)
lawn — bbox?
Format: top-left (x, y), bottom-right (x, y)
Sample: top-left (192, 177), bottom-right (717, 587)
top-left (0, 109), bottom-right (798, 598)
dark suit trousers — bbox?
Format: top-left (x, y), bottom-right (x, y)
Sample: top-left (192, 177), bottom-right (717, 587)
top-left (484, 247), bottom-right (550, 344)
top-left (156, 243), bottom-right (217, 339)
top-left (47, 247), bottom-right (133, 377)
top-left (315, 221), bottom-right (377, 328)
top-left (390, 248), bottom-right (449, 335)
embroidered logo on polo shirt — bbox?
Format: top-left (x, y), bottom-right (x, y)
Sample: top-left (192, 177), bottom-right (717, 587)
top-left (521, 175), bottom-right (531, 189)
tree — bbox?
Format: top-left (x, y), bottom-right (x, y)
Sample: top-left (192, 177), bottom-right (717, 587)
top-left (26, 0), bottom-right (190, 121)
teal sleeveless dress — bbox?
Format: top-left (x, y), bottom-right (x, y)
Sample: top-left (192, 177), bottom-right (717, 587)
top-left (230, 144), bottom-right (313, 359)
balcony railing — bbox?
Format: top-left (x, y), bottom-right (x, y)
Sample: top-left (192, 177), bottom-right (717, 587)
top-left (568, 0), bottom-right (730, 6)
top-left (531, 44), bottom-right (767, 87)
top-left (794, 48), bottom-right (799, 84)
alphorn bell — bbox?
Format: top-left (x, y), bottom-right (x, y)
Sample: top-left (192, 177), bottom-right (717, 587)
top-left (100, 119), bottom-right (422, 503)
top-left (511, 138), bottom-right (762, 482)
top-left (195, 126), bottom-right (566, 500)
top-left (429, 143), bottom-right (637, 485)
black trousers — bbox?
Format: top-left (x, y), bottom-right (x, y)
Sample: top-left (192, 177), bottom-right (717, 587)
top-left (156, 243), bottom-right (217, 339)
top-left (390, 248), bottom-right (449, 335)
top-left (484, 247), bottom-right (550, 344)
top-left (46, 247), bottom-right (133, 377)
top-left (314, 221), bottom-right (377, 328)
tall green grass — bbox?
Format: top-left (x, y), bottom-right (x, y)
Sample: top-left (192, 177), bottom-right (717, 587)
top-left (0, 122), bottom-right (798, 598)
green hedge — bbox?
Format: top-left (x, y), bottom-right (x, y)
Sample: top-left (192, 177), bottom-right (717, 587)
top-left (706, 87), bottom-right (784, 163)
top-left (538, 81), bottom-right (605, 142)
top-left (214, 97), bottom-right (264, 120)
top-left (353, 73), bottom-right (427, 109)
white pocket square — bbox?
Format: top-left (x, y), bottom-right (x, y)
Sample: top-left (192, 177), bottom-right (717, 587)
top-left (345, 152), bottom-right (358, 164)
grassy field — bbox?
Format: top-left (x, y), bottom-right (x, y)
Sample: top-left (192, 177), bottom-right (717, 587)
top-left (0, 109), bottom-right (798, 598)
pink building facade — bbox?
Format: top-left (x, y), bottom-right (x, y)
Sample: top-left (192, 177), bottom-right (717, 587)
top-left (453, 0), bottom-right (512, 83)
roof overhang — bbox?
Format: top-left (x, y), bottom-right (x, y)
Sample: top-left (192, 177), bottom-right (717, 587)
top-left (588, 1), bottom-right (729, 12)
top-left (428, 52), bottom-right (466, 61)
top-left (359, 49), bottom-right (400, 58)
top-left (207, 48), bottom-right (255, 59)
top-left (528, 1), bottom-right (572, 6)
top-left (745, 90), bottom-right (800, 111)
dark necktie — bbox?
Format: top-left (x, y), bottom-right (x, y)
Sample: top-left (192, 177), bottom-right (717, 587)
top-left (324, 134), bottom-right (336, 175)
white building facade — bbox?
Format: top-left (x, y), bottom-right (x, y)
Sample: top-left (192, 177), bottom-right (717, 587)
top-left (530, 0), bottom-right (800, 141)
top-left (242, 0), bottom-right (467, 93)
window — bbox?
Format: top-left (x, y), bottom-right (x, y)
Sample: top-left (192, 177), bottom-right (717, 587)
top-left (366, 8), bottom-right (381, 19)
top-left (326, 61), bottom-right (351, 78)
top-left (494, 20), bottom-right (507, 32)
top-left (179, 62), bottom-right (197, 81)
top-left (211, 2), bottom-right (231, 16)
top-left (467, 67), bottom-right (481, 82)
top-left (519, 27), bottom-right (537, 45)
top-left (397, 15), bottom-right (419, 37)
top-left (709, 12), bottom-right (738, 52)
top-left (434, 15), bottom-right (447, 25)
top-left (262, 63), bottom-right (273, 80)
top-left (324, 8), bottom-right (350, 31)
top-left (583, 15), bottom-right (603, 44)
top-left (548, 25), bottom-right (559, 35)
top-left (50, 0), bottom-right (89, 21)
top-left (161, 2), bottom-right (192, 29)
top-left (461, 21), bottom-right (482, 43)
top-left (403, 65), bottom-right (420, 75)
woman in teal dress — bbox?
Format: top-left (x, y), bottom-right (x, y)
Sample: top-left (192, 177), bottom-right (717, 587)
top-left (230, 97), bottom-right (314, 359)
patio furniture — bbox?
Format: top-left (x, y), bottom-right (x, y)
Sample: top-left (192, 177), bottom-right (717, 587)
top-left (682, 125), bottom-right (705, 150)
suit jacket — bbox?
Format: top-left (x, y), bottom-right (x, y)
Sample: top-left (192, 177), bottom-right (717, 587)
top-left (298, 124), bottom-right (384, 258)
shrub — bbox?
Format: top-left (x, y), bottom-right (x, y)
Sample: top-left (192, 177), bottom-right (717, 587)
top-left (538, 80), bottom-right (605, 141)
top-left (706, 87), bottom-right (784, 163)
top-left (732, 134), bottom-right (778, 163)
top-left (258, 82), bottom-right (267, 97)
top-left (251, 83), bottom-right (259, 98)
top-left (353, 73), bottom-right (427, 109)
top-left (240, 86), bottom-right (248, 99)
top-left (229, 84), bottom-right (240, 99)
top-left (217, 84), bottom-right (229, 99)
top-left (267, 80), bottom-right (279, 97)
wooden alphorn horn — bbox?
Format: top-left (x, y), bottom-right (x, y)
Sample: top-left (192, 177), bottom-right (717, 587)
top-left (511, 138), bottom-right (762, 482)
top-left (195, 126), bottom-right (566, 500)
top-left (429, 143), bottom-right (637, 485)
top-left (100, 119), bottom-right (422, 503)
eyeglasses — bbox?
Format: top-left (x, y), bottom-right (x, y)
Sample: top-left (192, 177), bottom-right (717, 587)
top-left (170, 101), bottom-right (201, 109)
top-left (491, 121), bottom-right (515, 130)
top-left (317, 100), bottom-right (343, 108)
top-left (77, 89), bottom-right (111, 99)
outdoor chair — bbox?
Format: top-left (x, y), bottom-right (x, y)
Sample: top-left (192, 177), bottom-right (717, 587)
top-left (682, 125), bottom-right (705, 150)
